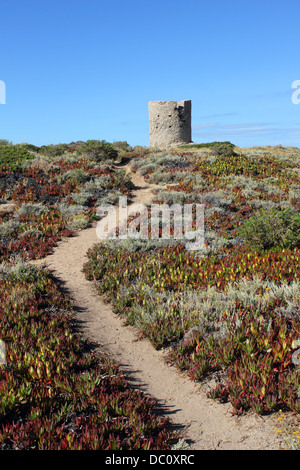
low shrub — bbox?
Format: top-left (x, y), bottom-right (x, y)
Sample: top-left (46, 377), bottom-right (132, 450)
top-left (238, 208), bottom-right (300, 250)
top-left (0, 145), bottom-right (34, 170)
top-left (58, 203), bottom-right (90, 231)
top-left (15, 203), bottom-right (47, 219)
top-left (210, 142), bottom-right (237, 157)
top-left (59, 169), bottom-right (90, 185)
top-left (180, 141), bottom-right (235, 150)
top-left (112, 141), bottom-right (131, 152)
top-left (77, 140), bottom-right (118, 162)
top-left (38, 144), bottom-right (68, 158)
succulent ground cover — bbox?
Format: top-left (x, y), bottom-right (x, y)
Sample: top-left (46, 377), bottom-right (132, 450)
top-left (84, 145), bottom-right (300, 425)
top-left (0, 141), bottom-right (134, 261)
top-left (0, 260), bottom-right (171, 450)
top-left (0, 141), bottom-right (173, 450)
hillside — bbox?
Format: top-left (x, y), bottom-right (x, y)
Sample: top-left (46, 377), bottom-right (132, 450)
top-left (0, 140), bottom-right (299, 449)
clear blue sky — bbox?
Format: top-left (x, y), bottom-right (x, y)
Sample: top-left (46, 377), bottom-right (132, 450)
top-left (1, 0), bottom-right (300, 148)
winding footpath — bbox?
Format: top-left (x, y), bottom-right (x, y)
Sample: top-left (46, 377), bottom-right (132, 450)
top-left (33, 168), bottom-right (281, 450)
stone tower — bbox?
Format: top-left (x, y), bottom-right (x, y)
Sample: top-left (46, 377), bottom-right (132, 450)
top-left (148, 100), bottom-right (192, 148)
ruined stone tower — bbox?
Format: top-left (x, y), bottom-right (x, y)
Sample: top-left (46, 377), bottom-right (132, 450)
top-left (148, 100), bottom-right (192, 148)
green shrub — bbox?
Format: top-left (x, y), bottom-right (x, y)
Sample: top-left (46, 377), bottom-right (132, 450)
top-left (112, 141), bottom-right (131, 151)
top-left (180, 141), bottom-right (235, 150)
top-left (210, 142), bottom-right (237, 157)
top-left (238, 208), bottom-right (300, 250)
top-left (0, 144), bottom-right (34, 169)
top-left (38, 144), bottom-right (68, 157)
top-left (22, 143), bottom-right (40, 153)
top-left (77, 140), bottom-right (118, 162)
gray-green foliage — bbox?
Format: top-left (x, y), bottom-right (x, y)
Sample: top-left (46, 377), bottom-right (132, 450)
top-left (154, 190), bottom-right (200, 205)
top-left (15, 203), bottom-right (47, 219)
top-left (58, 168), bottom-right (90, 185)
top-left (58, 203), bottom-right (90, 230)
top-left (0, 258), bottom-right (39, 281)
top-left (0, 219), bottom-right (21, 237)
top-left (200, 190), bottom-right (233, 208)
top-left (103, 237), bottom-right (180, 253)
top-left (118, 274), bottom-right (300, 339)
top-left (131, 152), bottom-right (190, 176)
top-left (70, 175), bottom-right (114, 206)
top-left (0, 203), bottom-right (47, 240)
top-left (19, 228), bottom-right (43, 239)
top-left (176, 276), bottom-right (300, 336)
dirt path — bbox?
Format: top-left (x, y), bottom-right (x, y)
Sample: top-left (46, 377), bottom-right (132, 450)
top-left (33, 167), bottom-right (282, 450)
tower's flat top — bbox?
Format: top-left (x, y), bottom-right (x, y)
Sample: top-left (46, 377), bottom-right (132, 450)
top-left (148, 100), bottom-right (176, 104)
top-left (149, 100), bottom-right (190, 104)
top-left (149, 100), bottom-right (191, 103)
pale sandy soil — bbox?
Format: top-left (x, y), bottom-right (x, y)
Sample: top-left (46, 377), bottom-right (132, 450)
top-left (32, 167), bottom-right (282, 450)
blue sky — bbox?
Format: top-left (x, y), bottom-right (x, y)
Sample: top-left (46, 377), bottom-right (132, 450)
top-left (1, 0), bottom-right (300, 148)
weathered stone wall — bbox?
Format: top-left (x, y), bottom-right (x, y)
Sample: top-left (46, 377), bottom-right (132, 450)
top-left (148, 100), bottom-right (192, 148)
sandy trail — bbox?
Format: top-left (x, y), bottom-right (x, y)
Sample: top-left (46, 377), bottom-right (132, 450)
top-left (33, 167), bottom-right (281, 450)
